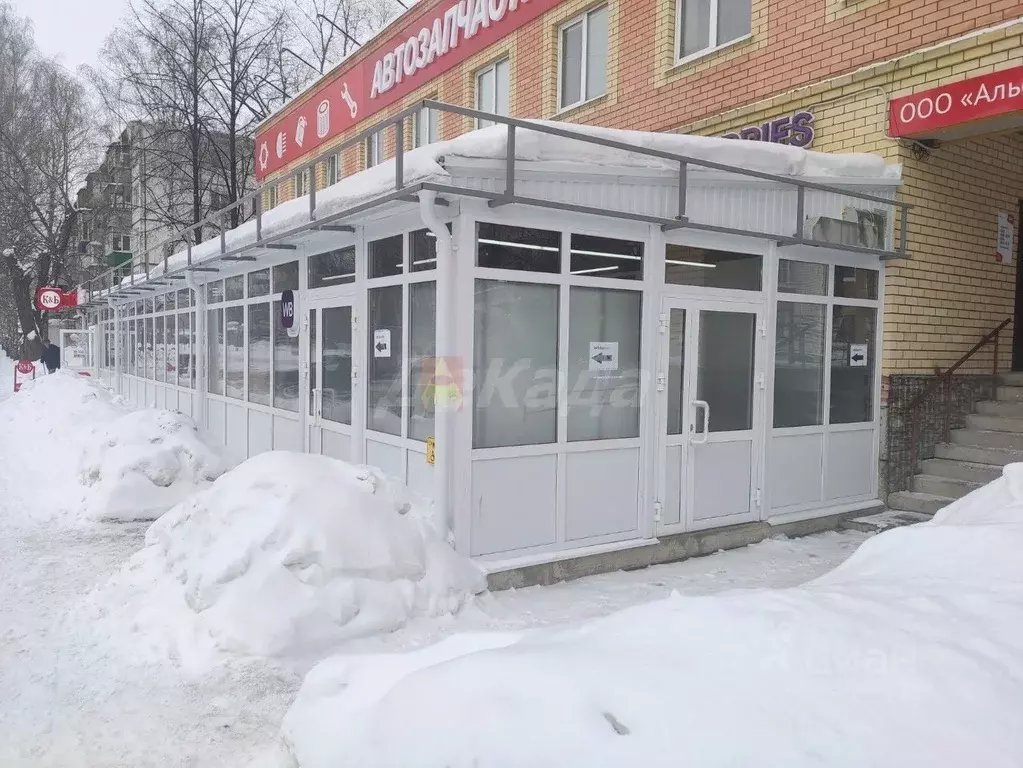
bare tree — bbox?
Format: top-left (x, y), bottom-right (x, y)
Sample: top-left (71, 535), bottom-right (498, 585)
top-left (0, 4), bottom-right (96, 358)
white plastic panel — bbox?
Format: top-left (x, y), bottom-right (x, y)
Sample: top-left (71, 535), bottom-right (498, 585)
top-left (471, 454), bottom-right (557, 557)
top-left (768, 432), bottom-right (824, 510)
top-left (225, 402), bottom-right (247, 465)
top-left (207, 399), bottom-right (226, 447)
top-left (273, 415), bottom-right (302, 453)
top-left (825, 428), bottom-right (876, 501)
top-left (366, 439), bottom-right (402, 480)
top-left (248, 409), bottom-right (273, 458)
top-left (154, 386), bottom-right (166, 410)
top-left (692, 441), bottom-right (752, 522)
top-left (178, 392), bottom-right (193, 418)
top-left (565, 448), bottom-right (640, 541)
top-left (406, 450), bottom-right (434, 499)
top-left (663, 445), bottom-right (683, 527)
top-left (321, 430), bottom-right (350, 462)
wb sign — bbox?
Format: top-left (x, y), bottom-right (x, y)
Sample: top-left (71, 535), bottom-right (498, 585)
top-left (280, 290), bottom-right (299, 338)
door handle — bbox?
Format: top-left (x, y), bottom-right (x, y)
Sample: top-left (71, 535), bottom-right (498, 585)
top-left (691, 400), bottom-right (710, 444)
top-left (312, 388), bottom-right (322, 423)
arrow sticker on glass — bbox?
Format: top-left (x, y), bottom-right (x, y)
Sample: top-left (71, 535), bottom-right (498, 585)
top-left (589, 341), bottom-right (619, 372)
top-left (849, 343), bottom-right (868, 367)
top-left (374, 328), bottom-right (391, 358)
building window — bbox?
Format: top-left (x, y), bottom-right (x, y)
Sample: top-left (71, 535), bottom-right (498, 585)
top-left (369, 234), bottom-right (403, 278)
top-left (559, 5), bottom-right (608, 110)
top-left (414, 106), bottom-right (439, 147)
top-left (324, 153), bottom-right (341, 186)
top-left (570, 234), bottom-right (642, 280)
top-left (248, 302), bottom-right (271, 406)
top-left (295, 169), bottom-right (310, 198)
top-left (367, 284), bottom-right (403, 435)
top-left (477, 222), bottom-right (561, 273)
top-left (408, 281), bottom-right (437, 442)
top-left (476, 58), bottom-right (510, 128)
top-left (309, 247), bottom-right (356, 288)
top-left (111, 234), bottom-right (131, 252)
top-left (831, 305), bottom-right (877, 424)
top-left (677, 0), bottom-right (751, 61)
top-left (366, 131), bottom-right (382, 168)
top-left (267, 185), bottom-right (278, 209)
top-left (273, 299), bottom-right (300, 412)
top-left (665, 244), bottom-right (762, 291)
top-left (774, 301), bottom-right (826, 428)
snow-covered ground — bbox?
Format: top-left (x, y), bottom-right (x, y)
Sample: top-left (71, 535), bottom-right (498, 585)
top-left (0, 372), bottom-right (869, 765)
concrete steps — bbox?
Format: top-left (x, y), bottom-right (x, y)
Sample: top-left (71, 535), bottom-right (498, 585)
top-left (889, 372), bottom-right (1023, 518)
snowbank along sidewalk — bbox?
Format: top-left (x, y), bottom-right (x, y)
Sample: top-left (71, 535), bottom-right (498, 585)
top-left (279, 465), bottom-right (1023, 768)
top-left (0, 372), bottom-right (221, 524)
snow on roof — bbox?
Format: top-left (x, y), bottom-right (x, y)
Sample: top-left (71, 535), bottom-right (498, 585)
top-left (116, 122), bottom-right (901, 289)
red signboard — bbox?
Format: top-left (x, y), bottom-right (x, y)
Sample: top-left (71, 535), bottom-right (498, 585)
top-left (35, 286), bottom-right (79, 312)
top-left (255, 0), bottom-right (566, 181)
top-left (888, 65), bottom-right (1023, 138)
top-left (13, 360), bottom-right (35, 392)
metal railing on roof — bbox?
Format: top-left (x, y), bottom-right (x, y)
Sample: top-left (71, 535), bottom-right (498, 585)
top-left (77, 99), bottom-right (912, 306)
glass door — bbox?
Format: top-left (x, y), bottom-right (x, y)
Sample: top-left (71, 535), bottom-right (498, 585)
top-left (659, 298), bottom-right (764, 531)
top-left (306, 300), bottom-right (357, 461)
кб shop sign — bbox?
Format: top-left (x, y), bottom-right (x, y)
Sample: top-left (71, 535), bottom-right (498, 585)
top-left (888, 65), bottom-right (1023, 138)
top-left (254, 0), bottom-right (565, 181)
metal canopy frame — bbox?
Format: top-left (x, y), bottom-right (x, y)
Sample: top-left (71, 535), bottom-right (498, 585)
top-left (77, 99), bottom-right (911, 307)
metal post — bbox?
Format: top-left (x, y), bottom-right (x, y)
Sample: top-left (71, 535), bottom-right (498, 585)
top-left (899, 203), bottom-right (909, 255)
top-left (220, 213), bottom-right (227, 255)
top-left (506, 124), bottom-right (516, 198)
top-left (795, 186), bottom-right (806, 242)
top-left (678, 162), bottom-right (688, 220)
top-left (395, 118), bottom-right (405, 192)
top-left (256, 192), bottom-right (263, 243)
top-left (309, 164), bottom-right (317, 221)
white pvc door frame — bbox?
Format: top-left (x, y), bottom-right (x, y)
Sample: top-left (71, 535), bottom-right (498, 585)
top-left (303, 293), bottom-right (359, 456)
top-left (656, 295), bottom-right (767, 534)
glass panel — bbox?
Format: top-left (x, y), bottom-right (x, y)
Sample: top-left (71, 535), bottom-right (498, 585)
top-left (369, 235), bottom-right (403, 278)
top-left (477, 66), bottom-right (494, 123)
top-left (225, 306), bottom-right (245, 399)
top-left (665, 245), bottom-right (762, 290)
top-left (177, 288), bottom-right (191, 308)
top-left (224, 275), bottom-right (243, 301)
top-left (166, 291), bottom-right (177, 311)
top-left (247, 269), bottom-right (270, 298)
top-left (697, 310), bottom-right (755, 432)
top-left (830, 305), bottom-right (876, 424)
top-left (309, 310), bottom-right (317, 417)
top-left (567, 287), bottom-right (641, 441)
top-left (778, 259), bottom-right (827, 295)
top-left (666, 310), bottom-right (686, 435)
top-left (585, 6), bottom-right (608, 100)
top-left (154, 315), bottom-right (165, 382)
top-left (473, 279), bottom-right (559, 449)
top-left (681, 0), bottom-right (711, 57)
top-left (477, 222), bottom-right (561, 273)
top-left (322, 306), bottom-right (353, 425)
top-left (273, 261), bottom-right (299, 293)
top-left (273, 300), bottom-right (300, 412)
top-left (166, 314), bottom-right (177, 383)
top-left (129, 320), bottom-right (137, 373)
top-left (833, 266), bottom-right (879, 300)
top-left (178, 312), bottom-right (191, 388)
top-left (368, 285), bottom-right (403, 435)
top-left (248, 303), bottom-right (271, 405)
top-left (409, 282), bottom-right (437, 441)
top-left (560, 20), bottom-right (583, 108)
top-left (570, 234), bottom-right (642, 280)
top-left (309, 247), bottom-right (356, 288)
top-left (495, 59), bottom-right (510, 115)
top-left (410, 228), bottom-right (440, 272)
top-left (774, 302), bottom-right (825, 428)
top-left (208, 309), bottom-right (224, 395)
top-left (718, 0), bottom-right (751, 44)
top-left (207, 280), bottom-right (224, 304)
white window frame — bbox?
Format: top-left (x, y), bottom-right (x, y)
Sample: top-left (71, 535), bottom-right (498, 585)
top-left (674, 0), bottom-right (752, 64)
top-left (324, 153), bottom-right (341, 186)
top-left (111, 233), bottom-right (131, 252)
top-left (414, 105), bottom-right (439, 148)
top-left (366, 132), bottom-right (382, 168)
top-left (268, 185), bottom-right (278, 209)
top-left (295, 168), bottom-right (310, 197)
top-left (475, 58), bottom-right (510, 128)
top-left (557, 5), bottom-right (608, 112)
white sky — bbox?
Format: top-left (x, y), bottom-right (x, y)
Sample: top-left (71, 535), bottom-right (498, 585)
top-left (11, 0), bottom-right (129, 70)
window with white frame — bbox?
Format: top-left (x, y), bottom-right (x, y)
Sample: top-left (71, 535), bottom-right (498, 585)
top-left (366, 131), bottom-right (382, 168)
top-left (130, 291), bottom-right (195, 388)
top-left (111, 233), bottom-right (131, 252)
top-left (324, 153), bottom-right (341, 186)
top-left (267, 184), bottom-right (278, 209)
top-left (559, 5), bottom-right (608, 110)
top-left (677, 0), bottom-right (751, 61)
top-left (476, 59), bottom-right (510, 128)
top-left (414, 106), bottom-right (439, 147)
top-left (295, 168), bottom-right (310, 198)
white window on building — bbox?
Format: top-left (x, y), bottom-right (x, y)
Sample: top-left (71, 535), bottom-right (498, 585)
top-left (559, 5), bottom-right (608, 111)
top-left (111, 234), bottom-right (131, 252)
top-left (475, 58), bottom-right (510, 128)
top-left (414, 106), bottom-right (439, 148)
top-left (324, 153), bottom-right (341, 186)
top-left (366, 131), bottom-right (382, 168)
top-left (295, 168), bottom-right (310, 198)
top-left (677, 0), bottom-right (751, 61)
top-left (267, 185), bottom-right (279, 210)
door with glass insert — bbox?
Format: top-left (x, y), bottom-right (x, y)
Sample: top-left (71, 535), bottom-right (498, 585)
top-left (659, 298), bottom-right (764, 531)
top-left (306, 301), bottom-right (357, 461)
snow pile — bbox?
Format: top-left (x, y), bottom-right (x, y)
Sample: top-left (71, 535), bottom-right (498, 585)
top-left (79, 408), bottom-right (223, 522)
top-left (0, 372), bottom-right (221, 523)
top-left (94, 452), bottom-right (486, 668)
top-left (280, 466), bottom-right (1023, 768)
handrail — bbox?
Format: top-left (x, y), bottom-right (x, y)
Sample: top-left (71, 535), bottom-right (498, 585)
top-left (74, 99), bottom-right (912, 304)
top-left (904, 316), bottom-right (1012, 479)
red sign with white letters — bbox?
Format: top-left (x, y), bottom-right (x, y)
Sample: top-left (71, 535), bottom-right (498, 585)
top-left (254, 0), bottom-right (566, 181)
top-left (35, 286), bottom-right (79, 312)
top-left (888, 65), bottom-right (1023, 138)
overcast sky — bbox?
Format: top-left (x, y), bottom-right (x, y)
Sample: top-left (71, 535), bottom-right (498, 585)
top-left (11, 0), bottom-right (128, 70)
